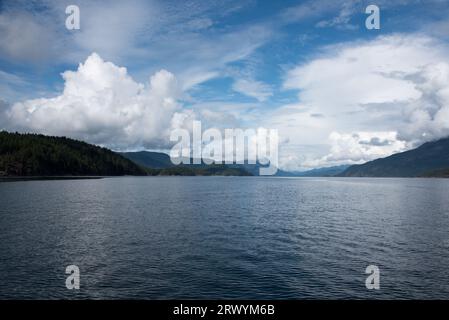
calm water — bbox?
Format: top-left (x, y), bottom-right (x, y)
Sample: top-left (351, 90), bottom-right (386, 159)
top-left (0, 177), bottom-right (448, 299)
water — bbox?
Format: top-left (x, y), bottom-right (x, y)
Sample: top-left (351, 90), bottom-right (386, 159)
top-left (0, 177), bottom-right (449, 299)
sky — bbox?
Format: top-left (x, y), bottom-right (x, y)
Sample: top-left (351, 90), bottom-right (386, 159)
top-left (1, 0), bottom-right (449, 171)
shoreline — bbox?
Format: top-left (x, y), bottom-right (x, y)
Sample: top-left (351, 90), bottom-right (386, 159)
top-left (0, 176), bottom-right (106, 182)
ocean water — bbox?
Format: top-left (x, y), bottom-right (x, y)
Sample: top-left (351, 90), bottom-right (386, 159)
top-left (0, 176), bottom-right (448, 299)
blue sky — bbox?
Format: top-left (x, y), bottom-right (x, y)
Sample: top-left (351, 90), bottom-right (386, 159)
top-left (1, 0), bottom-right (449, 170)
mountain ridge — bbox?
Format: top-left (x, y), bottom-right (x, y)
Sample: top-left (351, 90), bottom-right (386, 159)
top-left (340, 137), bottom-right (449, 177)
top-left (0, 132), bottom-right (252, 177)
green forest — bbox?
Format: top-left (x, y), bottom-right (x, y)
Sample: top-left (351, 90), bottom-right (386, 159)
top-left (0, 131), bottom-right (252, 177)
top-left (0, 131), bottom-right (146, 176)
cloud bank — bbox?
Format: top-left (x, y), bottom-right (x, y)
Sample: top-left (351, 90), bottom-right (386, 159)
top-left (2, 53), bottom-right (193, 150)
top-left (275, 34), bottom-right (449, 169)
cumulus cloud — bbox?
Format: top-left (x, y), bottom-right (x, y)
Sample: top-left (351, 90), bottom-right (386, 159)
top-left (3, 53), bottom-right (194, 150)
top-left (1, 0), bottom-right (270, 92)
top-left (304, 132), bottom-right (406, 168)
top-left (284, 35), bottom-right (440, 115)
top-left (277, 34), bottom-right (449, 168)
top-left (398, 62), bottom-right (449, 145)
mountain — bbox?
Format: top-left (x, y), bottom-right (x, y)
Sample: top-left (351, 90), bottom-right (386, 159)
top-left (121, 151), bottom-right (259, 175)
top-left (340, 137), bottom-right (449, 177)
top-left (288, 165), bottom-right (351, 177)
top-left (0, 134), bottom-right (254, 177)
top-left (121, 151), bottom-right (354, 176)
top-left (147, 165), bottom-right (252, 176)
top-left (0, 131), bottom-right (147, 176)
top-left (119, 151), bottom-right (174, 169)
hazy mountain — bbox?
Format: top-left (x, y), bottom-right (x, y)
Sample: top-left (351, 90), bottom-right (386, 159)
top-left (340, 137), bottom-right (449, 177)
top-left (148, 165), bottom-right (252, 176)
top-left (120, 151), bottom-right (352, 177)
top-left (288, 165), bottom-right (351, 177)
top-left (121, 151), bottom-right (261, 174)
top-left (119, 151), bottom-right (174, 169)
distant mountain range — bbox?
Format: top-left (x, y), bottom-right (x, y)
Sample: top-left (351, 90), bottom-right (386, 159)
top-left (340, 137), bottom-right (449, 177)
top-left (2, 131), bottom-right (449, 178)
top-left (120, 137), bottom-right (449, 177)
top-left (279, 165), bottom-right (351, 177)
top-left (119, 151), bottom-right (174, 169)
top-left (0, 132), bottom-right (251, 177)
top-left (120, 151), bottom-right (351, 177)
top-left (120, 151), bottom-right (256, 176)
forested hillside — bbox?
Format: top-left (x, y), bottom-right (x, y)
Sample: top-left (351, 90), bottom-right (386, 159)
top-left (0, 131), bottom-right (147, 176)
top-left (340, 137), bottom-right (449, 177)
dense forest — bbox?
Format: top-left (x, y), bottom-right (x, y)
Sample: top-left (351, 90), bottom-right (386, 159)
top-left (0, 131), bottom-right (253, 177)
top-left (0, 131), bottom-right (147, 176)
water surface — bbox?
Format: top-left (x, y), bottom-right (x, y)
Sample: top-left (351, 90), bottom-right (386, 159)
top-left (0, 177), bottom-right (448, 299)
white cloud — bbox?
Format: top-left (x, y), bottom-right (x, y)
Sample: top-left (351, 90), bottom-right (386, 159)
top-left (303, 131), bottom-right (406, 168)
top-left (184, 17), bottom-right (214, 31)
top-left (284, 35), bottom-right (440, 115)
top-left (3, 53), bottom-right (193, 150)
top-left (0, 70), bottom-right (28, 102)
top-left (0, 99), bottom-right (9, 121)
top-left (0, 11), bottom-right (57, 63)
top-left (189, 100), bottom-right (260, 128)
top-left (1, 0), bottom-right (271, 93)
top-left (232, 79), bottom-right (273, 102)
top-left (3, 2), bottom-right (449, 171)
top-left (275, 34), bottom-right (449, 168)
top-left (279, 0), bottom-right (339, 24)
top-left (67, 0), bottom-right (159, 64)
top-left (398, 62), bottom-right (449, 145)
top-left (315, 0), bottom-right (359, 30)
